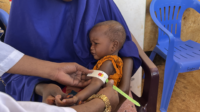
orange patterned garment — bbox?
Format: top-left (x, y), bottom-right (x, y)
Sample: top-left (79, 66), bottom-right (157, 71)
top-left (93, 55), bottom-right (123, 86)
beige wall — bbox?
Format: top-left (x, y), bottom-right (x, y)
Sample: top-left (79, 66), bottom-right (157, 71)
top-left (144, 0), bottom-right (200, 51)
top-left (0, 0), bottom-right (10, 14)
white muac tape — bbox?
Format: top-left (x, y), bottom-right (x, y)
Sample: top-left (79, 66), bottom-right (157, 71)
top-left (87, 70), bottom-right (108, 83)
top-left (87, 70), bottom-right (141, 107)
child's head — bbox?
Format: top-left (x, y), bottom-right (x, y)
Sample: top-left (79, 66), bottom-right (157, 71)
top-left (89, 20), bottom-right (126, 60)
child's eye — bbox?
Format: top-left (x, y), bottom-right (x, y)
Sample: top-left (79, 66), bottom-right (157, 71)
top-left (94, 42), bottom-right (98, 45)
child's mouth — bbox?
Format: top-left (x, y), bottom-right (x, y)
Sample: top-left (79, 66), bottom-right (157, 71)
top-left (91, 52), bottom-right (95, 55)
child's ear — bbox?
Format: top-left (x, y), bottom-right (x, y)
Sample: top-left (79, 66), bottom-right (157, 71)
top-left (111, 40), bottom-right (119, 52)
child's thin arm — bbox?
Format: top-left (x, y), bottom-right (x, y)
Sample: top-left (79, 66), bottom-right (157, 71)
top-left (74, 60), bottom-right (115, 102)
top-left (115, 57), bottom-right (133, 111)
top-left (118, 57), bottom-right (133, 94)
top-left (74, 77), bottom-right (103, 101)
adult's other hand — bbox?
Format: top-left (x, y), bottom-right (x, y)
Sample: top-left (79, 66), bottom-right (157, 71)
top-left (50, 62), bottom-right (92, 87)
top-left (97, 80), bottom-right (119, 111)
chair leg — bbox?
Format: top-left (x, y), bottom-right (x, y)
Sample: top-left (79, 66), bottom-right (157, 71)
top-left (160, 64), bottom-right (179, 112)
top-left (143, 51), bottom-right (157, 79)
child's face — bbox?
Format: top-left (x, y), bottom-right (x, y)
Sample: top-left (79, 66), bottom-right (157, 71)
top-left (89, 27), bottom-right (113, 60)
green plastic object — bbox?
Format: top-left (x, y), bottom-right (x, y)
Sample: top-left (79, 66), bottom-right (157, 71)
top-left (106, 79), bottom-right (141, 107)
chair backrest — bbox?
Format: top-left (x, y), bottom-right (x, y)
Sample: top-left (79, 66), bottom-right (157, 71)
top-left (0, 9), bottom-right (9, 42)
top-left (150, 0), bottom-right (200, 45)
top-left (0, 9), bottom-right (9, 27)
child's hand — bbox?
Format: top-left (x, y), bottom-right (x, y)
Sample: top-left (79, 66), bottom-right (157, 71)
top-left (55, 95), bottom-right (79, 106)
top-left (40, 84), bottom-right (68, 105)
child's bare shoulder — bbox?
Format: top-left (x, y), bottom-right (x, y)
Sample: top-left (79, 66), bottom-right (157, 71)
top-left (99, 60), bottom-right (115, 76)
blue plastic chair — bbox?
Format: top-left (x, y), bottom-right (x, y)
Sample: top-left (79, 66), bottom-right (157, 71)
top-left (0, 9), bottom-right (9, 92)
top-left (149, 0), bottom-right (200, 112)
top-left (0, 9), bottom-right (9, 27)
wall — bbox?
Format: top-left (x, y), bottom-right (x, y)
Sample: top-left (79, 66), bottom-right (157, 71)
top-left (144, 0), bottom-right (200, 51)
top-left (0, 0), bottom-right (10, 14)
top-left (114, 0), bottom-right (146, 48)
top-left (114, 0), bottom-right (146, 97)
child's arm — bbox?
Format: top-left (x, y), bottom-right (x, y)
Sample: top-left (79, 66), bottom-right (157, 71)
top-left (35, 83), bottom-right (67, 104)
top-left (119, 57), bottom-right (133, 93)
top-left (76, 60), bottom-right (115, 100)
top-left (56, 60), bottom-right (115, 106)
top-left (115, 57), bottom-right (134, 110)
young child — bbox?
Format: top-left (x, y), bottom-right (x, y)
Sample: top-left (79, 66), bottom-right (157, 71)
top-left (35, 20), bottom-right (126, 106)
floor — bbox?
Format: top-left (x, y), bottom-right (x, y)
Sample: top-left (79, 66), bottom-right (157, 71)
top-left (153, 54), bottom-right (200, 112)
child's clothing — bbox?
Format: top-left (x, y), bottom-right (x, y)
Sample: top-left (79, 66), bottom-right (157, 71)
top-left (93, 55), bottom-right (123, 86)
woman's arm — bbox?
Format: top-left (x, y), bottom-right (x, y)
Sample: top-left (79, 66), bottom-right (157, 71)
top-left (72, 80), bottom-right (119, 112)
top-left (7, 55), bottom-right (92, 87)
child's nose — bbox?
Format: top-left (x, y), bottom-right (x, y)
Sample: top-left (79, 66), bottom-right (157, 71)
top-left (90, 45), bottom-right (94, 50)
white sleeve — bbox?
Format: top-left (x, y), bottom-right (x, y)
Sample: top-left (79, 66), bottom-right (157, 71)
top-left (0, 41), bottom-right (24, 76)
top-left (0, 92), bottom-right (77, 112)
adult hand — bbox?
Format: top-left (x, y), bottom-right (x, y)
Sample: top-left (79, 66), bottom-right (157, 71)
top-left (97, 80), bottom-right (119, 111)
top-left (35, 83), bottom-right (75, 105)
top-left (50, 62), bottom-right (93, 87)
top-left (39, 84), bottom-right (68, 104)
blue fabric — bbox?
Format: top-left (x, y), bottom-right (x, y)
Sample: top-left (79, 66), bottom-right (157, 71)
top-left (2, 0), bottom-right (141, 101)
top-left (0, 81), bottom-right (5, 92)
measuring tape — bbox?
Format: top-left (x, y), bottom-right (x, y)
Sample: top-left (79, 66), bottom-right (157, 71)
top-left (87, 70), bottom-right (141, 107)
